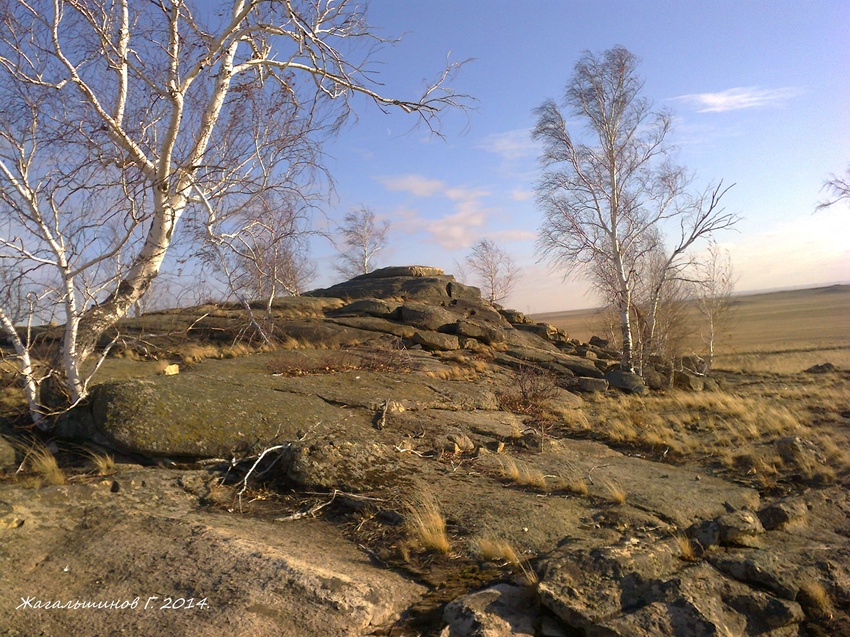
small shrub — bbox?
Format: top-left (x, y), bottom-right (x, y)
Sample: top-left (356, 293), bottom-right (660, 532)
top-left (498, 365), bottom-right (559, 415)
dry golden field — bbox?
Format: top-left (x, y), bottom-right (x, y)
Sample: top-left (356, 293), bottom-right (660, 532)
top-left (532, 284), bottom-right (850, 374)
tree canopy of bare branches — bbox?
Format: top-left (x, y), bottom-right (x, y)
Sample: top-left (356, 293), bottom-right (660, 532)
top-left (0, 0), bottom-right (469, 421)
top-left (464, 238), bottom-right (520, 305)
top-left (533, 46), bottom-right (738, 372)
top-left (334, 207), bottom-right (389, 279)
top-left (817, 163), bottom-right (850, 210)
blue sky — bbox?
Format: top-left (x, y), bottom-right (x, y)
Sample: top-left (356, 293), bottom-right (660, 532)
top-left (311, 0), bottom-right (849, 312)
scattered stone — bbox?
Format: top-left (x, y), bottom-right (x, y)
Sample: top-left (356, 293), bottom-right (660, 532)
top-left (758, 497), bottom-right (809, 530)
top-left (673, 370), bottom-right (704, 392)
top-left (716, 510), bottom-right (765, 547)
top-left (441, 584), bottom-right (537, 637)
top-left (161, 363), bottom-right (180, 376)
top-left (604, 369), bottom-right (647, 394)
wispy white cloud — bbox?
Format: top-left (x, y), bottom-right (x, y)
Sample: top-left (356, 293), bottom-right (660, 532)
top-left (377, 174), bottom-right (445, 197)
top-left (511, 188), bottom-right (534, 202)
top-left (671, 86), bottom-right (800, 113)
top-left (478, 129), bottom-right (537, 161)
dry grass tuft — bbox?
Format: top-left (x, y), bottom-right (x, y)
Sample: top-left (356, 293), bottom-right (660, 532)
top-left (798, 580), bottom-right (834, 619)
top-left (498, 456), bottom-right (520, 482)
top-left (405, 491), bottom-right (450, 554)
top-left (21, 440), bottom-right (65, 486)
top-left (85, 449), bottom-right (116, 476)
top-left (516, 464), bottom-right (548, 490)
top-left (564, 477), bottom-right (589, 496)
top-left (605, 481), bottom-right (627, 505)
top-left (475, 535), bottom-right (538, 586)
top-left (494, 456), bottom-right (548, 490)
top-left (476, 536), bottom-right (521, 565)
top-left (176, 343), bottom-right (223, 364)
top-left (674, 533), bottom-right (697, 561)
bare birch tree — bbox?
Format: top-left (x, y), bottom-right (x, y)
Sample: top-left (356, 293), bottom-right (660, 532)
top-left (464, 238), bottom-right (520, 305)
top-left (334, 207), bottom-right (389, 279)
top-left (692, 241), bottom-right (736, 372)
top-left (0, 0), bottom-right (469, 421)
top-left (533, 46), bottom-right (737, 372)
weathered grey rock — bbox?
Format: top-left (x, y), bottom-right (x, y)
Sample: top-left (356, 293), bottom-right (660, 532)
top-left (400, 303), bottom-right (458, 331)
top-left (56, 374), bottom-right (358, 457)
top-left (327, 316), bottom-right (416, 339)
top-left (709, 551), bottom-right (800, 600)
top-left (0, 468), bottom-right (424, 637)
top-left (674, 370), bottom-right (705, 391)
top-left (360, 265), bottom-right (446, 279)
top-left (716, 510), bottom-right (764, 547)
top-left (643, 367), bottom-right (668, 390)
top-left (441, 584), bottom-right (537, 637)
top-left (330, 298), bottom-right (401, 319)
top-left (589, 336), bottom-right (609, 348)
top-left (573, 377), bottom-right (609, 393)
top-left (274, 319), bottom-right (391, 348)
top-left (283, 438), bottom-right (418, 492)
top-left (558, 355), bottom-right (605, 378)
top-left (412, 330), bottom-right (460, 351)
top-left (604, 369), bottom-right (647, 394)
top-left (758, 497), bottom-right (809, 530)
top-left (0, 434), bottom-right (16, 471)
top-left (453, 319), bottom-right (505, 344)
top-left (499, 309), bottom-right (528, 324)
top-left (447, 280), bottom-right (484, 303)
top-left (539, 543), bottom-right (804, 637)
top-left (514, 322), bottom-right (562, 341)
top-left (308, 275), bottom-right (454, 303)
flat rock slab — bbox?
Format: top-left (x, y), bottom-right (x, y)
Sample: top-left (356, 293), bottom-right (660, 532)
top-left (536, 439), bottom-right (760, 527)
top-left (0, 469), bottom-right (424, 637)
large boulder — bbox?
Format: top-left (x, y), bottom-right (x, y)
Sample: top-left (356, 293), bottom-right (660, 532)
top-left (604, 369), bottom-right (647, 394)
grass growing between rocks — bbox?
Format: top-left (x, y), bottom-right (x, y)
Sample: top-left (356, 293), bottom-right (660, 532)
top-left (474, 536), bottom-right (538, 586)
top-left (84, 449), bottom-right (116, 476)
top-left (404, 491), bottom-right (450, 555)
top-left (18, 440), bottom-right (65, 486)
top-left (554, 366), bottom-right (850, 492)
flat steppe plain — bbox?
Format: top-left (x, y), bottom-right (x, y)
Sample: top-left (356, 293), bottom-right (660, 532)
top-left (531, 284), bottom-right (850, 373)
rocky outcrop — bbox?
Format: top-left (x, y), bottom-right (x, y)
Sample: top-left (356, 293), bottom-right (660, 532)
top-left (7, 265), bottom-right (846, 637)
